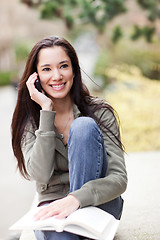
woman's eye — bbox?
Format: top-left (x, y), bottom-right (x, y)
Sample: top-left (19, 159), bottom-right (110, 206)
top-left (60, 64), bottom-right (68, 69)
top-left (42, 68), bottom-right (50, 71)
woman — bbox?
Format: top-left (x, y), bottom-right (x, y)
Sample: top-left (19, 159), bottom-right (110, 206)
top-left (11, 36), bottom-right (127, 240)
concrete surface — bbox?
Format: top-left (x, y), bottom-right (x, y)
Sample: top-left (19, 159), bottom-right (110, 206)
top-left (0, 86), bottom-right (35, 240)
top-left (115, 151), bottom-right (160, 240)
top-left (0, 86), bottom-right (160, 240)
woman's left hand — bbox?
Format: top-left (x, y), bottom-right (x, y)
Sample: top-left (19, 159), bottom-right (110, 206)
top-left (34, 195), bottom-right (80, 220)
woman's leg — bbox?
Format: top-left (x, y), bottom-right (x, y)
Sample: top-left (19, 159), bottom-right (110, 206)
top-left (68, 117), bottom-right (108, 191)
top-left (68, 117), bottom-right (123, 220)
top-left (34, 117), bottom-right (104, 240)
top-left (34, 230), bottom-right (81, 240)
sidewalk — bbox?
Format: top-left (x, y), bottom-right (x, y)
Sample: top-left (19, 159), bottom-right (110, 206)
top-left (115, 151), bottom-right (160, 240)
top-left (0, 86), bottom-right (160, 240)
top-left (0, 86), bottom-right (35, 240)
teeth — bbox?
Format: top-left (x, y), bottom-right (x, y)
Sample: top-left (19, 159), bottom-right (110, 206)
top-left (51, 83), bottom-right (64, 89)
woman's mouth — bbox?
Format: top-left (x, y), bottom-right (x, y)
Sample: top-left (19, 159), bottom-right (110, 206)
top-left (50, 83), bottom-right (66, 91)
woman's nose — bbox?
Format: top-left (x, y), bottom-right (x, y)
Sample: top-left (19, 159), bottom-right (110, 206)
top-left (52, 69), bottom-right (62, 81)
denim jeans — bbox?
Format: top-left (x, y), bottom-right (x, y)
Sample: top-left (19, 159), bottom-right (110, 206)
top-left (34, 117), bottom-right (123, 240)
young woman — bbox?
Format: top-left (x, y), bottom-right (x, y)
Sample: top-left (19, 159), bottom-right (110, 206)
top-left (11, 36), bottom-right (127, 240)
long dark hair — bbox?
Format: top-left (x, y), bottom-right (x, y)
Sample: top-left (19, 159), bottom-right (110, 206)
top-left (11, 36), bottom-right (123, 179)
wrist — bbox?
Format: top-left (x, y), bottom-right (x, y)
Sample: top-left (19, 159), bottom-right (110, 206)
top-left (68, 195), bottom-right (80, 209)
top-left (42, 101), bottom-right (53, 111)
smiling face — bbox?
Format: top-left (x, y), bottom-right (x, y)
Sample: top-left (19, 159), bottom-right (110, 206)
top-left (37, 46), bottom-right (74, 102)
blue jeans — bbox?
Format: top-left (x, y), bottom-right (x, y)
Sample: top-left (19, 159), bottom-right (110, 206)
top-left (34, 117), bottom-right (123, 240)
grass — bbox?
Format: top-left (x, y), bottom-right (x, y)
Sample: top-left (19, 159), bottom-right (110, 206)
top-left (103, 64), bottom-right (160, 152)
top-left (0, 72), bottom-right (12, 86)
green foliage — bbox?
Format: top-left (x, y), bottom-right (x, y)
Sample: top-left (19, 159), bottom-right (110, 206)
top-left (121, 49), bottom-right (160, 80)
top-left (64, 14), bottom-right (74, 29)
top-left (21, 0), bottom-right (160, 42)
top-left (40, 1), bottom-right (60, 19)
top-left (137, 0), bottom-right (156, 9)
top-left (20, 0), bottom-right (34, 7)
top-left (94, 41), bottom-right (160, 83)
top-left (111, 25), bottom-right (123, 43)
top-left (131, 25), bottom-right (155, 43)
top-left (143, 26), bottom-right (155, 42)
top-left (15, 43), bottom-right (31, 62)
top-left (133, 0), bottom-right (160, 42)
top-left (40, 0), bottom-right (76, 28)
top-left (79, 0), bottom-right (126, 32)
top-left (21, 0), bottom-right (126, 32)
top-left (94, 49), bottom-right (111, 86)
top-left (68, 0), bottom-right (77, 5)
top-left (0, 72), bottom-right (12, 86)
top-left (103, 0), bottom-right (126, 20)
top-left (137, 0), bottom-right (160, 21)
top-left (131, 25), bottom-right (142, 40)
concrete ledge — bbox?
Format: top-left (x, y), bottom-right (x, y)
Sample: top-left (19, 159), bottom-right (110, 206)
top-left (19, 194), bottom-right (38, 240)
top-left (20, 230), bottom-right (36, 240)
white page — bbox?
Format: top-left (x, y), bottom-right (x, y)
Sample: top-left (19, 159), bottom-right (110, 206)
top-left (64, 206), bottom-right (118, 235)
top-left (10, 207), bottom-right (65, 231)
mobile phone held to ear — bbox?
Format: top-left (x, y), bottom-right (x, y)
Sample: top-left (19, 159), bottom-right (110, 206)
top-left (34, 76), bottom-right (42, 92)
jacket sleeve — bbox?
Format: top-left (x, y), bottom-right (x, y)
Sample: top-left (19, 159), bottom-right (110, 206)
top-left (22, 110), bottom-right (56, 184)
top-left (70, 108), bottom-right (128, 208)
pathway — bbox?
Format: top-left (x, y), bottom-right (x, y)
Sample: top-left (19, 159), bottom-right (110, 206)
top-left (0, 86), bottom-right (35, 240)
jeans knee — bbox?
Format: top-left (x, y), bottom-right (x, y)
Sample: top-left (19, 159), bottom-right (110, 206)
top-left (71, 116), bottom-right (96, 129)
top-left (69, 117), bottom-right (100, 142)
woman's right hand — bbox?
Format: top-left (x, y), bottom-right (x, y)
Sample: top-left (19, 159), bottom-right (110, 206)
top-left (26, 72), bottom-right (53, 111)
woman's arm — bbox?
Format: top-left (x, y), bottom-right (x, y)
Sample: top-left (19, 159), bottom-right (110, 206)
top-left (26, 72), bottom-right (53, 111)
top-left (70, 108), bottom-right (127, 208)
top-left (22, 73), bottom-right (57, 182)
top-left (22, 110), bottom-right (57, 183)
top-left (34, 195), bottom-right (80, 220)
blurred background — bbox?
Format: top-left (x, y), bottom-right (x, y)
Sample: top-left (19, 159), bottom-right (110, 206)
top-left (0, 0), bottom-right (160, 239)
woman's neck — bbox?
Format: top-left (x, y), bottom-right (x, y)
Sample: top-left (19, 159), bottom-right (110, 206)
top-left (53, 97), bottom-right (73, 115)
top-left (53, 96), bottom-right (74, 144)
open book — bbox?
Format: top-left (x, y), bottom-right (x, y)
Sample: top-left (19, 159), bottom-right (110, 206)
top-left (10, 206), bottom-right (119, 240)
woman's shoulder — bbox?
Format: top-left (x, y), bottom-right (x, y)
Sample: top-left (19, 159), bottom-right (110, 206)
top-left (24, 117), bottom-right (37, 132)
top-left (88, 96), bottom-right (115, 119)
top-left (22, 118), bottom-right (37, 143)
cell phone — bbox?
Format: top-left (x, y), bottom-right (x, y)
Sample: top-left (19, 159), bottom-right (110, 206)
top-left (34, 76), bottom-right (42, 92)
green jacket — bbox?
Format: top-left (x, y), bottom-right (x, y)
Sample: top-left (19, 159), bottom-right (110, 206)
top-left (22, 104), bottom-right (127, 208)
